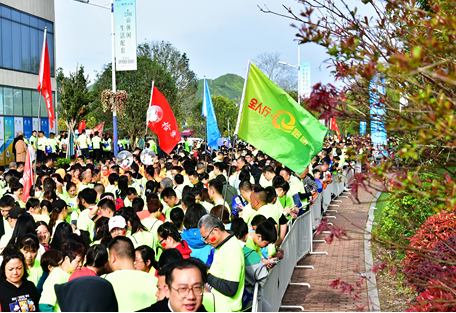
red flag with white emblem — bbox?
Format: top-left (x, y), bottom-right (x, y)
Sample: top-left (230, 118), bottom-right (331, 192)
top-left (147, 86), bottom-right (181, 154)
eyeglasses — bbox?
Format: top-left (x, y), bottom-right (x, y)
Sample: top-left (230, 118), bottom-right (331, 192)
top-left (201, 228), bottom-right (215, 243)
top-left (170, 285), bottom-right (203, 298)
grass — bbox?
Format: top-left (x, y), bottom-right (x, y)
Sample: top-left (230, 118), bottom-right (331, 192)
top-left (373, 192), bottom-right (390, 224)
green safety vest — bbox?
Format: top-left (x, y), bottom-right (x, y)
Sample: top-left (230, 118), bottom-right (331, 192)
top-left (148, 140), bottom-right (157, 153)
top-left (103, 138), bottom-right (112, 151)
top-left (37, 137), bottom-right (47, 151)
top-left (30, 136), bottom-right (37, 149)
top-left (78, 134), bottom-right (88, 149)
top-left (47, 138), bottom-right (58, 153)
top-left (92, 136), bottom-right (102, 149)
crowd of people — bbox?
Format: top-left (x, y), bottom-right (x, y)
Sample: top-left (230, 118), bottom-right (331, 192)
top-left (0, 131), bottom-right (376, 312)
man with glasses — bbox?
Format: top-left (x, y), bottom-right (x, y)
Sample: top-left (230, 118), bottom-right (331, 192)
top-left (140, 258), bottom-right (207, 312)
top-left (198, 214), bottom-right (245, 312)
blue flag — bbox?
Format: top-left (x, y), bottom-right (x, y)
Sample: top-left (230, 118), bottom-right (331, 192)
top-left (202, 79), bottom-right (221, 150)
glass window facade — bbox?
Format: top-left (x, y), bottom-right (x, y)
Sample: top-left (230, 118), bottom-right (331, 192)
top-left (0, 4), bottom-right (54, 76)
top-left (0, 86), bottom-right (55, 118)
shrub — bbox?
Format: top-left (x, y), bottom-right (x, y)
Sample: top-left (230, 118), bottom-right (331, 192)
top-left (403, 213), bottom-right (456, 292)
top-left (56, 158), bottom-right (71, 168)
top-left (374, 172), bottom-right (445, 250)
top-left (374, 196), bottom-right (437, 249)
top-left (407, 270), bottom-right (456, 312)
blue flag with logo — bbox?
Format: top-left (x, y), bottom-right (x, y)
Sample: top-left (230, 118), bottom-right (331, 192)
top-left (202, 79), bottom-right (221, 150)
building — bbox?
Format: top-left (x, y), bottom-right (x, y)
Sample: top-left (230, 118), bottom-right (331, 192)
top-left (0, 0), bottom-right (56, 166)
top-left (299, 62), bottom-right (311, 100)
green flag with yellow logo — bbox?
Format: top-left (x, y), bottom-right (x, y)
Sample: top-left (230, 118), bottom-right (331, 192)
top-left (236, 62), bottom-right (328, 174)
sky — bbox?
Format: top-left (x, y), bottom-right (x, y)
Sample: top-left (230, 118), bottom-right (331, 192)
top-left (55, 0), bottom-right (374, 87)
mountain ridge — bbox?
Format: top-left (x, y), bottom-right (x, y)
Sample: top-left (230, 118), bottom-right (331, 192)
top-left (197, 73), bottom-right (244, 104)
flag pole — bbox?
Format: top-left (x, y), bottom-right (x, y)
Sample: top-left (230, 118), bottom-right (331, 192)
top-left (34, 27), bottom-right (47, 194)
top-left (144, 81), bottom-right (154, 139)
top-left (221, 61), bottom-right (252, 222)
top-left (234, 60), bottom-right (252, 137)
top-left (203, 76), bottom-right (207, 171)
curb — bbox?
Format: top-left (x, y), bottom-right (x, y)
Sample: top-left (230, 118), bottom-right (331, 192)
top-left (364, 191), bottom-right (382, 312)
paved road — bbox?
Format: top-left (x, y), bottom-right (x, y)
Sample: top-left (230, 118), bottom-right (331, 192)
top-left (280, 182), bottom-right (381, 312)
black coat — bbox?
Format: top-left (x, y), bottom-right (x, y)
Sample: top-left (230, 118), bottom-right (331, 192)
top-left (138, 299), bottom-right (207, 312)
top-left (0, 279), bottom-right (40, 312)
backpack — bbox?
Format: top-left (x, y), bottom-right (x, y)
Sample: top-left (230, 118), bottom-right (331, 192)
top-left (222, 182), bottom-right (238, 212)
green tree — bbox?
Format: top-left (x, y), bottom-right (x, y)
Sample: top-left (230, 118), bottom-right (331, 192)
top-left (86, 116), bottom-right (97, 129)
top-left (56, 65), bottom-right (90, 155)
top-left (137, 41), bottom-right (199, 121)
top-left (189, 96), bottom-right (239, 138)
top-left (260, 0), bottom-right (456, 309)
top-left (93, 56), bottom-right (178, 144)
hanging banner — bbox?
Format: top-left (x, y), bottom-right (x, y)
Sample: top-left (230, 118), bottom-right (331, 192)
top-left (41, 118), bottom-right (49, 137)
top-left (23, 118), bottom-right (33, 142)
top-left (4, 117), bottom-right (14, 164)
top-left (33, 118), bottom-right (39, 133)
top-left (298, 62), bottom-right (311, 99)
top-left (369, 76), bottom-right (387, 152)
top-left (0, 117), bottom-right (4, 166)
top-left (360, 121), bottom-right (366, 135)
top-left (114, 0), bottom-right (137, 71)
top-left (14, 117), bottom-right (24, 137)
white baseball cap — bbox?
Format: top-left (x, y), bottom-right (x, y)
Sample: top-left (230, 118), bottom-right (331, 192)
top-left (109, 216), bottom-right (127, 232)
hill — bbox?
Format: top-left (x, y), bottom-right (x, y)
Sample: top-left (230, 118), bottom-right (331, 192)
top-left (197, 73), bottom-right (244, 104)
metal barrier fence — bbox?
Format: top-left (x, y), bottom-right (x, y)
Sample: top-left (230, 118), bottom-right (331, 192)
top-left (259, 209), bottom-right (312, 312)
top-left (252, 170), bottom-right (352, 312)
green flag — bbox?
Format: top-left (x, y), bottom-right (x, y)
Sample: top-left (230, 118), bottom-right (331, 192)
top-left (236, 62), bottom-right (328, 174)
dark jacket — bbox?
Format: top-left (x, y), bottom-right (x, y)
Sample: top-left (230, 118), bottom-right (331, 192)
top-left (250, 166), bottom-right (262, 185)
top-left (55, 276), bottom-right (118, 312)
top-left (0, 279), bottom-right (40, 312)
top-left (303, 173), bottom-right (318, 194)
top-left (138, 298), bottom-right (207, 312)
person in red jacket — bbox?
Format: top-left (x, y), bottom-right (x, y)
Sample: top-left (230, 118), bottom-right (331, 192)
top-left (157, 222), bottom-right (192, 259)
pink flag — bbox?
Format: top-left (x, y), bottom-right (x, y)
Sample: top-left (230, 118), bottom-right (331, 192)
top-left (21, 148), bottom-right (33, 203)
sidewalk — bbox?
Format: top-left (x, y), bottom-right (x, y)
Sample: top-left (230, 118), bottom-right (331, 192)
top-left (280, 182), bottom-right (381, 312)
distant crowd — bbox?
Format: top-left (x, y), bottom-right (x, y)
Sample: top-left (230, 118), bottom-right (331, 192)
top-left (0, 131), bottom-right (380, 312)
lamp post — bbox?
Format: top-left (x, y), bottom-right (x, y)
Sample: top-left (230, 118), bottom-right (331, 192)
top-left (279, 44), bottom-right (301, 105)
top-left (73, 0), bottom-right (118, 158)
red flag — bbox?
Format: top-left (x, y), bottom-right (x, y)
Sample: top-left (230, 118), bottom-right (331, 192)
top-left (38, 32), bottom-right (55, 129)
top-left (21, 148), bottom-right (33, 203)
top-left (330, 117), bottom-right (341, 141)
top-left (147, 87), bottom-right (181, 154)
top-left (90, 122), bottom-right (104, 136)
top-left (78, 120), bottom-right (87, 134)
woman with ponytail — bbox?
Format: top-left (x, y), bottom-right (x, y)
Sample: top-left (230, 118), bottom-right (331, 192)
top-left (157, 222), bottom-right (192, 259)
top-left (48, 200), bottom-right (69, 236)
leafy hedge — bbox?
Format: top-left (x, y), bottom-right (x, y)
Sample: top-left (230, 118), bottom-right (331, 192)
top-left (56, 158), bottom-right (72, 168)
top-left (374, 172), bottom-right (443, 250)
